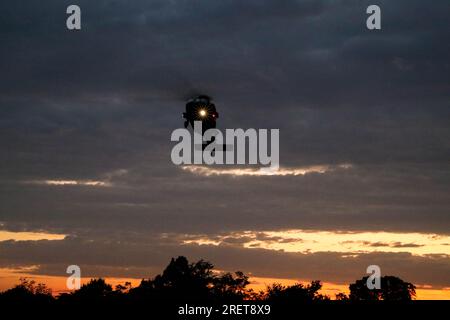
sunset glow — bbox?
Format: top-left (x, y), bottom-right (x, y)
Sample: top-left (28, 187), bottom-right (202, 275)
top-left (181, 229), bottom-right (450, 256)
top-left (181, 164), bottom-right (352, 176)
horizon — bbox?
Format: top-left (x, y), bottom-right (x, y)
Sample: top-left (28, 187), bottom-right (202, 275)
top-left (2, 255), bottom-right (449, 300)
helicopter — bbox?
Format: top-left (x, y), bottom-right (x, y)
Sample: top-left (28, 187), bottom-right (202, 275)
top-left (182, 95), bottom-right (219, 151)
top-left (172, 95), bottom-right (279, 167)
top-left (183, 95), bottom-right (219, 133)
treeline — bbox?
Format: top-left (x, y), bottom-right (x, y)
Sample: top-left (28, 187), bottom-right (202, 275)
top-left (0, 256), bottom-right (416, 305)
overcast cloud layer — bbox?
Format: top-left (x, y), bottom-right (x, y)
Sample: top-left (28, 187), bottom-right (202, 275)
top-left (0, 0), bottom-right (449, 287)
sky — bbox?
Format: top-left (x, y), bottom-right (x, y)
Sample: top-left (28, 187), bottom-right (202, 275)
top-left (0, 0), bottom-right (450, 299)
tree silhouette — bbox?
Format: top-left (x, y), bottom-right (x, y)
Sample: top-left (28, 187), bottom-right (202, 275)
top-left (129, 256), bottom-right (251, 302)
top-left (264, 280), bottom-right (329, 303)
top-left (335, 292), bottom-right (350, 301)
top-left (211, 271), bottom-right (251, 301)
top-left (71, 278), bottom-right (113, 300)
top-left (0, 257), bottom-right (421, 306)
top-left (349, 276), bottom-right (416, 301)
top-left (0, 278), bottom-right (52, 304)
top-left (115, 282), bottom-right (132, 294)
top-left (129, 256), bottom-right (213, 301)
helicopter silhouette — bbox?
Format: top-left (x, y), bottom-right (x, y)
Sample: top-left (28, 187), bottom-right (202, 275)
top-left (183, 95), bottom-right (219, 133)
top-left (183, 95), bottom-right (220, 151)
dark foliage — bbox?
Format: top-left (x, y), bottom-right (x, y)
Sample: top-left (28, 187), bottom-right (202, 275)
top-left (0, 278), bottom-right (53, 305)
top-left (264, 280), bottom-right (329, 303)
top-left (0, 256), bottom-right (417, 306)
top-left (349, 276), bottom-right (416, 301)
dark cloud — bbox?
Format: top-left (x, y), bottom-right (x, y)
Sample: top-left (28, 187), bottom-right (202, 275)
top-left (341, 241), bottom-right (425, 248)
top-left (388, 242), bottom-right (424, 248)
top-left (1, 165), bottom-right (449, 235)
